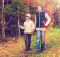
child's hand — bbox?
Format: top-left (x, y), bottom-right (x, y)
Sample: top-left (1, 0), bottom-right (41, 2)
top-left (18, 25), bottom-right (20, 28)
top-left (45, 23), bottom-right (48, 26)
top-left (32, 29), bottom-right (35, 32)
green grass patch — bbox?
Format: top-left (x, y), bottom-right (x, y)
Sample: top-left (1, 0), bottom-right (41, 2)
top-left (30, 27), bottom-right (60, 57)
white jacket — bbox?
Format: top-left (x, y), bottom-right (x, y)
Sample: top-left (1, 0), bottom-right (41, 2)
top-left (24, 20), bottom-right (35, 34)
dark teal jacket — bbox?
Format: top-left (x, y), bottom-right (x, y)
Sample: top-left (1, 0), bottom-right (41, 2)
top-left (36, 11), bottom-right (46, 28)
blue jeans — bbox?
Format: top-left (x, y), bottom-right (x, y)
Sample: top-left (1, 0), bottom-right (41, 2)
top-left (36, 30), bottom-right (45, 52)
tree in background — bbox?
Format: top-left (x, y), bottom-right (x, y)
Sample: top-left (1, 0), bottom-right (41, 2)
top-left (5, 0), bottom-right (30, 37)
top-left (0, 0), bottom-right (30, 39)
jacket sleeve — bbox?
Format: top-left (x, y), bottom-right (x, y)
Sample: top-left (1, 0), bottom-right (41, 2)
top-left (45, 13), bottom-right (51, 26)
top-left (20, 26), bottom-right (24, 29)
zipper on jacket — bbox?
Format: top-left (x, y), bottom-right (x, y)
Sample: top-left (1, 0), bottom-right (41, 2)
top-left (39, 13), bottom-right (40, 28)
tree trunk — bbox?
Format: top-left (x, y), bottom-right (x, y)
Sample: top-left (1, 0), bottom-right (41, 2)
top-left (1, 0), bottom-right (5, 41)
top-left (18, 7), bottom-right (20, 38)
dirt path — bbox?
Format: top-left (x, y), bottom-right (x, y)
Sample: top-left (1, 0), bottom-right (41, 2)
top-left (0, 38), bottom-right (24, 57)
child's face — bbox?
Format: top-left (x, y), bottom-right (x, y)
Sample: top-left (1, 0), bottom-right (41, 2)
top-left (26, 16), bottom-right (29, 20)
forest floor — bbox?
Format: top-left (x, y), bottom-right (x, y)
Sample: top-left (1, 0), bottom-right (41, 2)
top-left (0, 27), bottom-right (60, 57)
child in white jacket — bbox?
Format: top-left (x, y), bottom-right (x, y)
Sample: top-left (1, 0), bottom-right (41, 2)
top-left (24, 14), bottom-right (35, 51)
